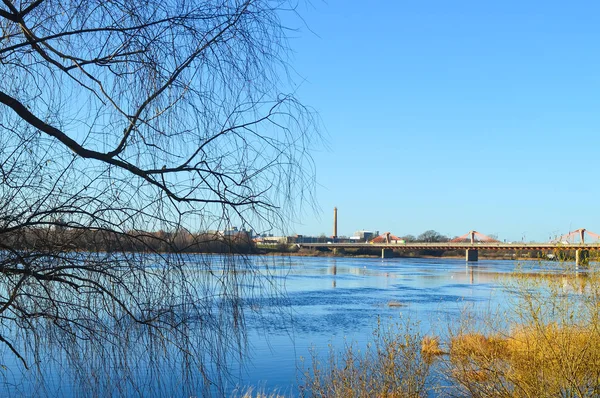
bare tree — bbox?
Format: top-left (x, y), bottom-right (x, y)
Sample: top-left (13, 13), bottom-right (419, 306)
top-left (416, 230), bottom-right (447, 243)
top-left (0, 0), bottom-right (316, 395)
top-left (400, 234), bottom-right (416, 243)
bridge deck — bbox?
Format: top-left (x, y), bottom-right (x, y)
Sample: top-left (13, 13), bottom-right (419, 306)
top-left (299, 242), bottom-right (600, 251)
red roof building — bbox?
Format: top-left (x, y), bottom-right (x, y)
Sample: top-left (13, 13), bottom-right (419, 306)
top-left (370, 232), bottom-right (404, 244)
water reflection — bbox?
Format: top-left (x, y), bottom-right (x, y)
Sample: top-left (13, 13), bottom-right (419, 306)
top-left (330, 259), bottom-right (337, 288)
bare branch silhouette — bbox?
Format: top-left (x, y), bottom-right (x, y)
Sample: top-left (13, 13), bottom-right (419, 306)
top-left (0, 0), bottom-right (316, 394)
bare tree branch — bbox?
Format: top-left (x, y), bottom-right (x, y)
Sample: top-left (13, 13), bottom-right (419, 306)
top-left (0, 0), bottom-right (317, 394)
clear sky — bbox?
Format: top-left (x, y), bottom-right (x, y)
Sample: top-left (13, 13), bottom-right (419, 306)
top-left (284, 0), bottom-right (600, 242)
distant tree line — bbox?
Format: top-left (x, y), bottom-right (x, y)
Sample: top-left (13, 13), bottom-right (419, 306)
top-left (2, 224), bottom-right (256, 255)
top-left (400, 230), bottom-right (450, 243)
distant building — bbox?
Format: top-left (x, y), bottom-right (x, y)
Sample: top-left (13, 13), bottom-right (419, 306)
top-left (352, 230), bottom-right (376, 242)
top-left (221, 227), bottom-right (254, 239)
top-left (371, 232), bottom-right (404, 244)
top-left (253, 235), bottom-right (288, 245)
top-left (288, 235), bottom-right (328, 244)
top-left (222, 226), bottom-right (239, 236)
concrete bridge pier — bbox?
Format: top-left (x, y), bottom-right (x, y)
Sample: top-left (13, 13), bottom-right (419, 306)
top-left (576, 249), bottom-right (589, 267)
top-left (466, 249), bottom-right (478, 262)
top-left (382, 248), bottom-right (394, 259)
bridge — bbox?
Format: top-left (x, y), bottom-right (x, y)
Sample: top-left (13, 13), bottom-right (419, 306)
top-left (299, 229), bottom-right (600, 266)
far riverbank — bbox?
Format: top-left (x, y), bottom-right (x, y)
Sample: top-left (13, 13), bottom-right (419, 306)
top-left (256, 246), bottom-right (541, 262)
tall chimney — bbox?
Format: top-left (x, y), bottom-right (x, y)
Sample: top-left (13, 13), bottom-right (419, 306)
top-left (333, 207), bottom-right (338, 239)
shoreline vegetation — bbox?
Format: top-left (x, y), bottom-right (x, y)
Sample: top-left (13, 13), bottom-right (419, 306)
top-left (240, 260), bottom-right (600, 398)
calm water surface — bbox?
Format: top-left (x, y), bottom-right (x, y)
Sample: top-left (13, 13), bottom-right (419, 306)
top-left (231, 256), bottom-right (529, 395)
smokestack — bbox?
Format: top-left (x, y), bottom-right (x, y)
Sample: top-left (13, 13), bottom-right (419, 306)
top-left (333, 207), bottom-right (338, 239)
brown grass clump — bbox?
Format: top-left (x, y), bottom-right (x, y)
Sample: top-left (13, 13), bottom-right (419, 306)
top-left (448, 325), bottom-right (600, 397)
top-left (506, 323), bottom-right (600, 396)
top-left (421, 336), bottom-right (445, 360)
top-left (450, 333), bottom-right (508, 361)
top-left (443, 263), bottom-right (600, 397)
top-left (301, 318), bottom-right (431, 397)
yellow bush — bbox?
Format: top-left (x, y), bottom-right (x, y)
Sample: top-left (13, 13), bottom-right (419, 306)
top-left (421, 336), bottom-right (445, 361)
top-left (447, 265), bottom-right (600, 397)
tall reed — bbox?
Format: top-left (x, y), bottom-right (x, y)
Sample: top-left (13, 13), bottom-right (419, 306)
top-left (300, 317), bottom-right (432, 398)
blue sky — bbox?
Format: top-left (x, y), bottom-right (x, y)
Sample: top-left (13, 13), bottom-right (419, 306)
top-left (283, 1), bottom-right (600, 242)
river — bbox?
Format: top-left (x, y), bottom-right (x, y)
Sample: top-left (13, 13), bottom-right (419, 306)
top-left (0, 255), bottom-right (572, 396)
top-left (228, 255), bottom-right (538, 395)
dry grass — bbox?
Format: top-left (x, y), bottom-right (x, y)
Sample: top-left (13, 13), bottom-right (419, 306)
top-left (450, 333), bottom-right (508, 361)
top-left (448, 312), bottom-right (600, 396)
top-left (420, 336), bottom-right (445, 360)
top-left (236, 388), bottom-right (287, 398)
top-left (301, 318), bottom-right (431, 397)
top-left (507, 324), bottom-right (600, 396)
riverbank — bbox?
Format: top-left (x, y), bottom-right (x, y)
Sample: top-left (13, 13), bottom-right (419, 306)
top-left (256, 247), bottom-right (536, 261)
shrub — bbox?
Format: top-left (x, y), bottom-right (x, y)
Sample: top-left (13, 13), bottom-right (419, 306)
top-left (446, 263), bottom-right (600, 397)
top-left (301, 318), bottom-right (432, 398)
